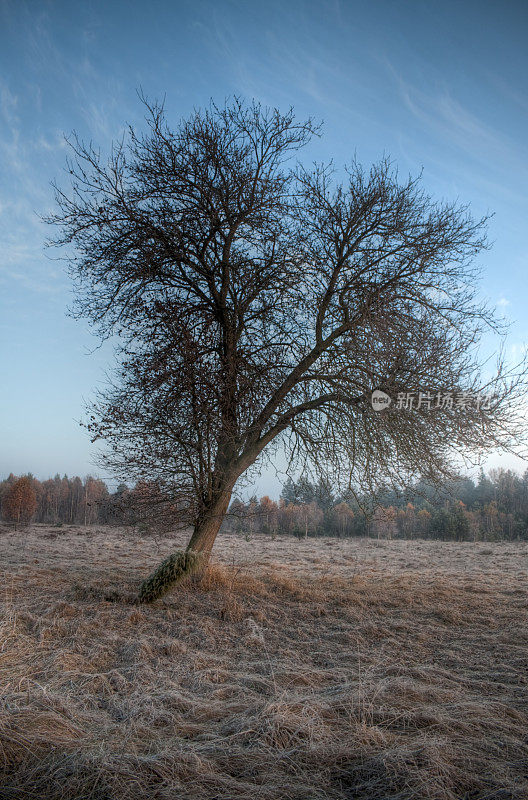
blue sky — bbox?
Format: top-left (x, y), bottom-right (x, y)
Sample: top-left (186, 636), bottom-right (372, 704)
top-left (0, 0), bottom-right (527, 495)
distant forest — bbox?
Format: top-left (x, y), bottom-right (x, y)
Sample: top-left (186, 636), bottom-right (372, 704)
top-left (1, 468), bottom-right (527, 541)
top-left (224, 469), bottom-right (528, 541)
top-left (0, 473), bottom-right (126, 527)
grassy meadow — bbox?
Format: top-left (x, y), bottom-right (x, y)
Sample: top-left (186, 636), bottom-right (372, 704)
top-left (1, 524), bottom-right (527, 799)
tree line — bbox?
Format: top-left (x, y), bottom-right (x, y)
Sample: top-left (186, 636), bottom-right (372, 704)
top-left (223, 468), bottom-right (528, 541)
top-left (0, 473), bottom-right (122, 526)
top-left (1, 467), bottom-right (527, 541)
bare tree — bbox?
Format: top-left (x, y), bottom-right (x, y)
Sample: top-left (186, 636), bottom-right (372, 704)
top-left (48, 97), bottom-right (527, 601)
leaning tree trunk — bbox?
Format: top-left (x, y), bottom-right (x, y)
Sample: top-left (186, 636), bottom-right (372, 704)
top-left (137, 489), bottom-right (232, 603)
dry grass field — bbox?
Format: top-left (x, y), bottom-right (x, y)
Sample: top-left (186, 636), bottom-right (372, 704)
top-left (1, 524), bottom-right (527, 799)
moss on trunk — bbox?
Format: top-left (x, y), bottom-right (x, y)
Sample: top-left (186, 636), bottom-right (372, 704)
top-left (137, 550), bottom-right (202, 603)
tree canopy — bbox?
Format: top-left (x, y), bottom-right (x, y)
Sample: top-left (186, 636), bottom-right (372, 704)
top-left (48, 97), bottom-right (527, 595)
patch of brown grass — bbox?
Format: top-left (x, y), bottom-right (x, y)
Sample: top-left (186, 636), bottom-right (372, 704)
top-left (0, 526), bottom-right (527, 798)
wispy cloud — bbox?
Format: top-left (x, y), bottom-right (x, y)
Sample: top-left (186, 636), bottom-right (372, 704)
top-left (388, 64), bottom-right (524, 162)
top-left (388, 64), bottom-right (527, 173)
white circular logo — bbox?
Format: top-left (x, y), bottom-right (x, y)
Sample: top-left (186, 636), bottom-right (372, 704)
top-left (371, 389), bottom-right (391, 411)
